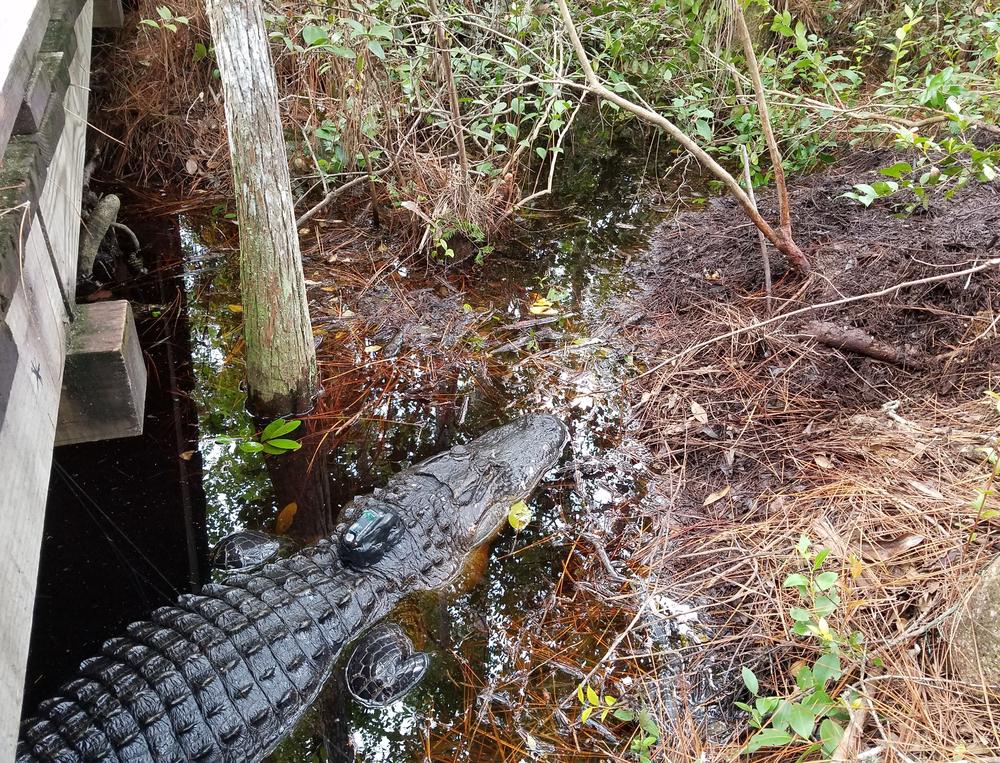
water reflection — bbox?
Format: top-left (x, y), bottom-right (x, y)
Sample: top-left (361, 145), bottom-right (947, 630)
top-left (183, 123), bottom-right (678, 761)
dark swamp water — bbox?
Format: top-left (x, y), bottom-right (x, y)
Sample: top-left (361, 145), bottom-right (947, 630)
top-left (24, 129), bottom-right (699, 760)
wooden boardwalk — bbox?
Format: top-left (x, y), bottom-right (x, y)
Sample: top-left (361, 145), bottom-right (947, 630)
top-left (0, 1), bottom-right (135, 757)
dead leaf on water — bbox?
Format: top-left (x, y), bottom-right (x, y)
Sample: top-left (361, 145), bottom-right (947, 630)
top-left (227, 304), bottom-right (243, 313)
top-left (528, 297), bottom-right (557, 316)
top-left (179, 450), bottom-right (195, 461)
top-left (703, 485), bottom-right (731, 506)
top-left (276, 502), bottom-right (298, 534)
top-left (364, 345), bottom-right (382, 354)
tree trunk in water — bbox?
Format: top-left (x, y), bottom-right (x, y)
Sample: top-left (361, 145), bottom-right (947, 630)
top-left (205, 0), bottom-right (318, 416)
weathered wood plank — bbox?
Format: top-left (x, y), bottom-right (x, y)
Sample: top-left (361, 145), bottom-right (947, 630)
top-left (14, 52), bottom-right (70, 136)
top-left (0, 77), bottom-right (68, 321)
top-left (56, 300), bottom-right (146, 446)
top-left (37, 0), bottom-right (93, 301)
top-left (0, 222), bottom-right (69, 762)
top-left (0, 0), bottom-right (51, 160)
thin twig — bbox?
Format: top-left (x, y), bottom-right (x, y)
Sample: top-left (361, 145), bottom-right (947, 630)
top-left (740, 144), bottom-right (772, 311)
top-left (295, 168), bottom-right (391, 228)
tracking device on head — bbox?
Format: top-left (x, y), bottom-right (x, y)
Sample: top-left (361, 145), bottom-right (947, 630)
top-left (339, 506), bottom-right (404, 568)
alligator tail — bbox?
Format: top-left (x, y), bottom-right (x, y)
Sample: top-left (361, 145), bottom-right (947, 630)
top-left (16, 541), bottom-right (362, 763)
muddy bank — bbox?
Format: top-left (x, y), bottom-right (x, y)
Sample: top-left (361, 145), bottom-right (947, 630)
top-left (620, 154), bottom-right (1000, 759)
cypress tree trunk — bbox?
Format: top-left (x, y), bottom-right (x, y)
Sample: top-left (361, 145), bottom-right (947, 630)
top-left (205, 0), bottom-right (318, 416)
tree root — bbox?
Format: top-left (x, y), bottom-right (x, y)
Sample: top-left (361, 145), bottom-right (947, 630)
top-left (78, 194), bottom-right (121, 279)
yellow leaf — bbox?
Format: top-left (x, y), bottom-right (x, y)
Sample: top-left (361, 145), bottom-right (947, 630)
top-left (603, 695), bottom-right (617, 706)
top-left (275, 502), bottom-right (298, 534)
top-left (586, 685), bottom-right (599, 706)
top-left (528, 304), bottom-right (558, 316)
top-left (508, 500), bottom-right (532, 530)
top-left (576, 685), bottom-right (585, 704)
top-left (227, 304), bottom-right (243, 313)
top-left (849, 553), bottom-right (863, 579)
top-left (703, 485), bottom-right (731, 506)
top-left (364, 345), bottom-right (382, 354)
top-left (582, 706), bottom-right (593, 722)
top-left (690, 401), bottom-right (708, 424)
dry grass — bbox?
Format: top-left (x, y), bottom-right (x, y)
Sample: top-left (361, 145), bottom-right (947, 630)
top-left (92, 1), bottom-right (516, 253)
top-left (618, 299), bottom-right (1000, 760)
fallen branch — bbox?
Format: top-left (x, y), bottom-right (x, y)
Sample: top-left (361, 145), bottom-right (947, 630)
top-left (295, 167), bottom-right (392, 228)
top-left (803, 319), bottom-right (930, 368)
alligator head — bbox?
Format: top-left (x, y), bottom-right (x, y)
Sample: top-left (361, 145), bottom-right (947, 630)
top-left (335, 414), bottom-right (569, 591)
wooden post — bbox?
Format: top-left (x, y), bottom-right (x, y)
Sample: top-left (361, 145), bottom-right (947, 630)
top-left (204, 0), bottom-right (318, 417)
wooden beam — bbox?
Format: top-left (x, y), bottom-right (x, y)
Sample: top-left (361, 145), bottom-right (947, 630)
top-left (0, 0), bottom-right (51, 160)
top-left (0, 75), bottom-right (67, 321)
top-left (37, 0), bottom-right (93, 299)
top-left (0, 223), bottom-right (68, 762)
top-left (14, 52), bottom-right (70, 136)
top-left (55, 300), bottom-right (146, 446)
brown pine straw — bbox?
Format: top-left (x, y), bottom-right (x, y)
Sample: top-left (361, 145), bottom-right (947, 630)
top-left (92, 1), bottom-right (517, 252)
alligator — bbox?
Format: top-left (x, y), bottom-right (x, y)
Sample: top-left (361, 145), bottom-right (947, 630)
top-left (17, 414), bottom-right (569, 762)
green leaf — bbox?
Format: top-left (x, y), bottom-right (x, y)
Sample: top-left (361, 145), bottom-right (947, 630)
top-left (813, 652), bottom-right (842, 686)
top-left (796, 534), bottom-right (811, 555)
top-left (612, 708), bottom-right (634, 721)
top-left (156, 5), bottom-right (172, 19)
top-left (820, 718), bottom-right (845, 755)
top-left (266, 438), bottom-right (302, 452)
top-left (795, 665), bottom-right (813, 691)
top-left (814, 595), bottom-right (838, 617)
top-left (581, 706), bottom-right (593, 722)
top-left (788, 703), bottom-right (816, 739)
top-left (367, 39), bottom-right (385, 59)
top-left (535, 146), bottom-right (547, 160)
top-left (508, 500), bottom-right (532, 530)
top-left (783, 573), bottom-right (808, 589)
top-left (192, 42), bottom-right (208, 63)
top-left (741, 667), bottom-right (759, 695)
top-left (139, 19), bottom-right (160, 28)
top-left (301, 25), bottom-right (328, 47)
top-left (815, 571), bottom-right (839, 591)
top-left (812, 548), bottom-right (830, 570)
top-left (745, 728), bottom-right (794, 752)
top-left (880, 161), bottom-right (913, 179)
top-left (638, 709), bottom-right (659, 738)
top-left (262, 418), bottom-right (301, 441)
top-left (789, 606), bottom-right (812, 622)
top-left (239, 441), bottom-right (265, 453)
